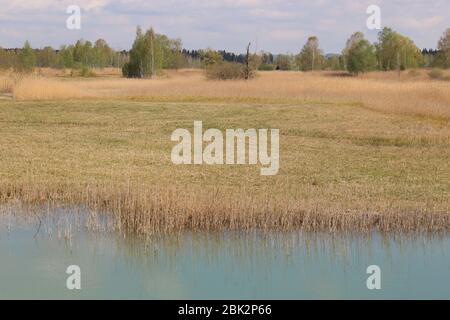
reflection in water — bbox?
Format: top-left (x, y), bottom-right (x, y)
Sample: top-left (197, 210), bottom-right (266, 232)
top-left (0, 207), bottom-right (449, 299)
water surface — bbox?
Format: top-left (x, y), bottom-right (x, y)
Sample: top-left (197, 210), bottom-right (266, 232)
top-left (0, 209), bottom-right (449, 299)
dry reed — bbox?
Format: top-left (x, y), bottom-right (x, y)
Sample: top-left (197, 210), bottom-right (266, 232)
top-left (2, 69), bottom-right (450, 119)
top-left (1, 182), bottom-right (449, 236)
top-left (12, 77), bottom-right (88, 100)
top-left (0, 76), bottom-right (14, 94)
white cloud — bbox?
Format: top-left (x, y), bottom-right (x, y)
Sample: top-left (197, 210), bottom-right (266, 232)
top-left (0, 0), bottom-right (448, 52)
top-left (398, 16), bottom-right (444, 30)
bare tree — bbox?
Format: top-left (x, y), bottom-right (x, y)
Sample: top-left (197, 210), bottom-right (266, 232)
top-left (244, 42), bottom-right (251, 80)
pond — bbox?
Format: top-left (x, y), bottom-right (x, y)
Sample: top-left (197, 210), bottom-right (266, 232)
top-left (0, 208), bottom-right (449, 299)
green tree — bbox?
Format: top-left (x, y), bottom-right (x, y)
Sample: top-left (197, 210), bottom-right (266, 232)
top-left (324, 54), bottom-right (343, 71)
top-left (58, 45), bottom-right (75, 68)
top-left (17, 41), bottom-right (36, 72)
top-left (376, 27), bottom-right (422, 71)
top-left (342, 32), bottom-right (364, 69)
top-left (346, 37), bottom-right (377, 75)
top-left (437, 28), bottom-right (450, 68)
top-left (73, 40), bottom-right (84, 65)
top-left (275, 54), bottom-right (294, 70)
top-left (200, 48), bottom-right (222, 68)
top-left (148, 28), bottom-right (163, 77)
top-left (157, 35), bottom-right (184, 70)
top-left (37, 46), bottom-right (58, 68)
top-left (112, 50), bottom-right (128, 69)
top-left (296, 36), bottom-right (324, 71)
top-left (73, 39), bottom-right (95, 67)
top-left (123, 26), bottom-right (177, 78)
top-left (93, 39), bottom-right (113, 68)
top-left (124, 26), bottom-right (146, 77)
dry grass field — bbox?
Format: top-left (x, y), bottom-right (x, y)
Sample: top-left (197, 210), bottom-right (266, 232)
top-left (1, 68), bottom-right (450, 120)
top-left (0, 69), bottom-right (449, 234)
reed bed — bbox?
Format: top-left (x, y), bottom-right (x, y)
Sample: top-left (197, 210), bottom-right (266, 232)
top-left (1, 182), bottom-right (449, 236)
top-left (1, 69), bottom-right (450, 120)
top-left (0, 76), bottom-right (14, 94)
top-left (12, 77), bottom-right (88, 100)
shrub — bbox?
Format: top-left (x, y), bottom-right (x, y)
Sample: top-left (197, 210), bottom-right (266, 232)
top-left (80, 65), bottom-right (95, 77)
top-left (122, 61), bottom-right (141, 78)
top-left (428, 69), bottom-right (444, 79)
top-left (206, 62), bottom-right (252, 80)
top-left (258, 63), bottom-right (276, 71)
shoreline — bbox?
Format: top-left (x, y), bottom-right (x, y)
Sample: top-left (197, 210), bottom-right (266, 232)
top-left (1, 185), bottom-right (449, 235)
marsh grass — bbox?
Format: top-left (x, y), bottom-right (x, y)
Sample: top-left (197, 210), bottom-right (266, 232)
top-left (11, 76), bottom-right (87, 100)
top-left (1, 69), bottom-right (450, 119)
top-left (0, 99), bottom-right (448, 235)
top-left (0, 77), bottom-right (14, 94)
top-left (1, 183), bottom-right (449, 236)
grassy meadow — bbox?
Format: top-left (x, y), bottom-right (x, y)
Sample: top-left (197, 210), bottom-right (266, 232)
top-left (0, 69), bottom-right (449, 234)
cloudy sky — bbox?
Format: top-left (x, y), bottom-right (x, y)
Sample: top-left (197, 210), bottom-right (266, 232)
top-left (0, 0), bottom-right (448, 53)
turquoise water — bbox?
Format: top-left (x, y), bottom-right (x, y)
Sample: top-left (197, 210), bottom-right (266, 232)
top-left (0, 210), bottom-right (449, 299)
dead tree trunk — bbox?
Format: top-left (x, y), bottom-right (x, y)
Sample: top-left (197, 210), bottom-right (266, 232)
top-left (244, 42), bottom-right (251, 80)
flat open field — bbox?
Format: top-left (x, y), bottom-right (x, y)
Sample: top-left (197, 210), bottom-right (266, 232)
top-left (2, 69), bottom-right (450, 119)
top-left (0, 70), bottom-right (449, 234)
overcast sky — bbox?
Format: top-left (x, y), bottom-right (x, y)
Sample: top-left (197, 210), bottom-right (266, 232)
top-left (0, 0), bottom-right (448, 53)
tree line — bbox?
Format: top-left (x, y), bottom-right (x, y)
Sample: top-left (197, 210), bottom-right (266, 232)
top-left (261, 27), bottom-right (450, 75)
top-left (0, 39), bottom-right (128, 73)
top-left (1, 26), bottom-right (449, 77)
top-left (118, 25), bottom-right (450, 77)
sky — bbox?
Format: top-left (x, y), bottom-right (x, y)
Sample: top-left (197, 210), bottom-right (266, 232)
top-left (0, 0), bottom-right (448, 54)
